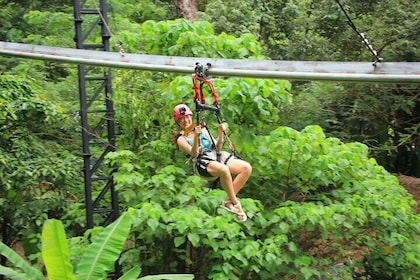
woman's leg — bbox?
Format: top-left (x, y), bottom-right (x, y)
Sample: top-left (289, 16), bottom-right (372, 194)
top-left (206, 161), bottom-right (238, 204)
top-left (207, 158), bottom-right (252, 222)
top-left (227, 158), bottom-right (252, 194)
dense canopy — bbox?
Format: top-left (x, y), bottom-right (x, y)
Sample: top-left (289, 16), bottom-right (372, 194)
top-left (0, 0), bottom-right (419, 279)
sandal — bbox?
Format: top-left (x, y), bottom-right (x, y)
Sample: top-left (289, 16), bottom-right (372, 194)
top-left (220, 200), bottom-right (237, 214)
top-left (220, 200), bottom-right (248, 222)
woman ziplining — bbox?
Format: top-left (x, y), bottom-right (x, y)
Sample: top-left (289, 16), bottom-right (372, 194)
top-left (171, 63), bottom-right (252, 222)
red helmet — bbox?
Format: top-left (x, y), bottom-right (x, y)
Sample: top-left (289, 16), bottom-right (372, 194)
top-left (173, 104), bottom-right (193, 122)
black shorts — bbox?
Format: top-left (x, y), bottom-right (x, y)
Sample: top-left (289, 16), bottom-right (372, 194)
top-left (193, 151), bottom-right (235, 179)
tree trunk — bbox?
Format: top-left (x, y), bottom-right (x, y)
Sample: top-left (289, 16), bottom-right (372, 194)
top-left (175, 0), bottom-right (198, 22)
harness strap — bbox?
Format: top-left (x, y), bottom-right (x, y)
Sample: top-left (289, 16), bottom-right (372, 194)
top-left (192, 63), bottom-right (219, 106)
top-left (192, 62), bottom-right (238, 162)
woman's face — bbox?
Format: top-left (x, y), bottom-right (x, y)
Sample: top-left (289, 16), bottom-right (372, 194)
top-left (177, 114), bottom-right (193, 128)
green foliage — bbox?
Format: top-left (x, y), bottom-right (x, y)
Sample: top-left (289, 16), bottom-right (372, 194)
top-left (23, 10), bottom-right (74, 47)
top-left (281, 81), bottom-right (420, 176)
top-left (248, 125), bottom-right (420, 279)
top-left (197, 0), bottom-right (420, 176)
top-left (1, 211), bottom-right (194, 280)
top-left (198, 0), bottom-right (263, 38)
top-left (1, 1), bottom-right (419, 279)
top-left (139, 275), bottom-right (193, 280)
top-left (0, 242), bottom-right (44, 280)
top-left (42, 220), bottom-right (75, 280)
top-left (0, 2), bottom-right (26, 42)
top-left (114, 18), bottom-right (265, 59)
top-left (108, 0), bottom-right (177, 23)
top-left (108, 125), bottom-right (419, 279)
top-left (199, 0), bottom-right (419, 61)
top-left (1, 210), bottom-right (178, 280)
top-left (0, 74), bottom-right (82, 256)
top-left (75, 210), bottom-right (135, 280)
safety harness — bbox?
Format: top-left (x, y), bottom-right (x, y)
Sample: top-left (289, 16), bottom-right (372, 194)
top-left (190, 62), bottom-right (237, 190)
top-left (192, 63), bottom-right (236, 159)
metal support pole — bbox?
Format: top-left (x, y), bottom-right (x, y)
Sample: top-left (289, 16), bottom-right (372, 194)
top-left (73, 0), bottom-right (119, 231)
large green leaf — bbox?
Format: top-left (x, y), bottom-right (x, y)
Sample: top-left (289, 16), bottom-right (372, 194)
top-left (117, 265), bottom-right (141, 280)
top-left (0, 241), bottom-right (44, 280)
top-left (41, 219), bottom-right (75, 280)
top-left (139, 275), bottom-right (194, 280)
top-left (75, 210), bottom-right (133, 280)
top-left (0, 265), bottom-right (31, 280)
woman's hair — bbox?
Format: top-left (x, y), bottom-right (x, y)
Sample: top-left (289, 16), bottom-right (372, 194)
top-left (171, 129), bottom-right (181, 147)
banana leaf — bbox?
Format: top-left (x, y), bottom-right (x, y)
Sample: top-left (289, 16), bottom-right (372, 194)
top-left (117, 265), bottom-right (141, 280)
top-left (41, 219), bottom-right (75, 280)
top-left (76, 211), bottom-right (133, 280)
top-left (139, 275), bottom-right (194, 280)
top-left (0, 265), bottom-right (31, 280)
top-left (0, 241), bottom-right (44, 280)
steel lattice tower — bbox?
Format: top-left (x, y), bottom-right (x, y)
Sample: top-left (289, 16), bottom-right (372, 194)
top-left (73, 0), bottom-right (119, 229)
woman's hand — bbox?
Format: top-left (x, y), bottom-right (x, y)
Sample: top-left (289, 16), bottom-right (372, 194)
top-left (218, 122), bottom-right (227, 134)
top-left (194, 125), bottom-right (202, 136)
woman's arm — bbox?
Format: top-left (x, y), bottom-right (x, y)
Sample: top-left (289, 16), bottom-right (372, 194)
top-left (215, 123), bottom-right (225, 150)
top-left (177, 126), bottom-right (202, 157)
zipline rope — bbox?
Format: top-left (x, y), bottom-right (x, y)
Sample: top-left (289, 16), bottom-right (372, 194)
top-left (95, 5), bottom-right (125, 57)
top-left (334, 0), bottom-right (383, 65)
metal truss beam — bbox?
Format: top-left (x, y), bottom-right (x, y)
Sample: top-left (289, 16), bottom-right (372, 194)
top-left (0, 41), bottom-right (419, 83)
top-left (73, 0), bottom-right (119, 231)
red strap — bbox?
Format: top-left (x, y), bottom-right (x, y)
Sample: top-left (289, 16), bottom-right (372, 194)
top-left (192, 74), bottom-right (219, 105)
